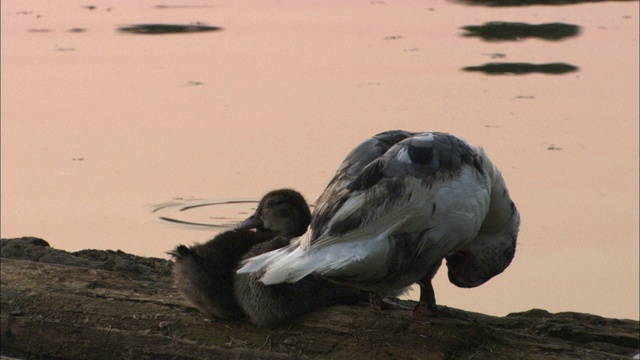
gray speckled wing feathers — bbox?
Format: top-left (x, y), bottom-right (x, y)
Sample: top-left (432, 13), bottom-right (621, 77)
top-left (311, 132), bottom-right (482, 244)
top-left (311, 130), bottom-right (414, 241)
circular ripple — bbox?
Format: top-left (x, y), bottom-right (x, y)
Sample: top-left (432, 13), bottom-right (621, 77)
top-left (151, 197), bottom-right (259, 229)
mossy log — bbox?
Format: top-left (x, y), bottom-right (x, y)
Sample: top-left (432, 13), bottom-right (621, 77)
top-left (1, 237), bottom-right (638, 359)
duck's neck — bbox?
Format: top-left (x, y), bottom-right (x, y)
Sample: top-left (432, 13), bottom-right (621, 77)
top-left (477, 149), bottom-right (518, 235)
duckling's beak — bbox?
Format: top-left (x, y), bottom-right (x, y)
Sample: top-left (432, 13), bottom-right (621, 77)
top-left (235, 209), bottom-right (264, 230)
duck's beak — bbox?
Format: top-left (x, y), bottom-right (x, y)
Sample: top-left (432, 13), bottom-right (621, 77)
top-left (235, 209), bottom-right (263, 230)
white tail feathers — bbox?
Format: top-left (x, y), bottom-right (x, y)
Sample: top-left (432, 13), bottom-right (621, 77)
top-left (237, 242), bottom-right (321, 285)
top-left (237, 236), bottom-right (372, 285)
top-left (236, 245), bottom-right (294, 275)
top-left (258, 246), bottom-right (318, 284)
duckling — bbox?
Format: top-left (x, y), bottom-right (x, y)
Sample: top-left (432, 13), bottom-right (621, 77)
top-left (170, 189), bottom-right (311, 319)
top-left (171, 189), bottom-right (367, 326)
top-left (238, 130), bottom-right (520, 317)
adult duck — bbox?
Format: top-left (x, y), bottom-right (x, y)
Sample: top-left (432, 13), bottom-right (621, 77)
top-left (238, 130), bottom-right (520, 316)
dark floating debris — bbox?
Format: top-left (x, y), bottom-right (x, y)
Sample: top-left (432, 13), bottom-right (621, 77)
top-left (117, 23), bottom-right (222, 35)
top-left (455, 0), bottom-right (635, 7)
top-left (483, 53), bottom-right (507, 59)
top-left (462, 22), bottom-right (580, 41)
top-left (463, 62), bottom-right (579, 75)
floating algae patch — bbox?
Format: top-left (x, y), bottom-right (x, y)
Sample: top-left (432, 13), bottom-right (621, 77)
top-left (455, 0), bottom-right (631, 7)
top-left (462, 22), bottom-right (580, 41)
top-left (117, 23), bottom-right (222, 35)
top-left (463, 62), bottom-right (579, 75)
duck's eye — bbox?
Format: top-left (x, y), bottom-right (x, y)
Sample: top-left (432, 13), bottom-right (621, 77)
top-left (266, 199), bottom-right (276, 207)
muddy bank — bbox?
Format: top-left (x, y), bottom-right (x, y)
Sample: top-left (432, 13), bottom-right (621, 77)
top-left (1, 237), bottom-right (638, 359)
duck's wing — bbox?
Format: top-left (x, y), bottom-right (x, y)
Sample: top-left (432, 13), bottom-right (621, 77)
top-left (335, 130), bottom-right (417, 177)
top-left (307, 132), bottom-right (485, 249)
top-left (311, 130), bottom-right (415, 235)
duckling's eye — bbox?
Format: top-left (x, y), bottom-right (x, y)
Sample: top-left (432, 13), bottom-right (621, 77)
top-left (266, 199), bottom-right (276, 207)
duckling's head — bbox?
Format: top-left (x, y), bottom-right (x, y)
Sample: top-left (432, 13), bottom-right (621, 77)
top-left (236, 189), bottom-right (311, 238)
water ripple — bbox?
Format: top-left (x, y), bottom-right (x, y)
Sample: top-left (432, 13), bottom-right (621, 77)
top-left (151, 198), bottom-right (259, 229)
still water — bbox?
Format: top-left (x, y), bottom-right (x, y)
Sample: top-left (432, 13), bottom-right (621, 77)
top-left (1, 0), bottom-right (638, 320)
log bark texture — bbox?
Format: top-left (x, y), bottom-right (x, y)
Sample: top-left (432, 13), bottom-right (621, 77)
top-left (1, 237), bottom-right (638, 359)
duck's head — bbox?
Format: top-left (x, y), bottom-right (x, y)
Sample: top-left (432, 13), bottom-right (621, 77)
top-left (445, 230), bottom-right (518, 288)
top-left (447, 164), bottom-right (520, 288)
top-left (236, 189), bottom-right (311, 238)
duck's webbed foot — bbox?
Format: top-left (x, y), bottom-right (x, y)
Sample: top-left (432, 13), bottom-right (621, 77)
top-left (411, 278), bottom-right (441, 317)
top-left (410, 279), bottom-right (472, 321)
top-left (410, 300), bottom-right (442, 317)
top-left (369, 292), bottom-right (385, 311)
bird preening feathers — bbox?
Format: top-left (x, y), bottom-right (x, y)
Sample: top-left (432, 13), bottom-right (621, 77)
top-left (238, 131), bottom-right (520, 317)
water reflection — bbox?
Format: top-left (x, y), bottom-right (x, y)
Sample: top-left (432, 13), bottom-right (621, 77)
top-left (460, 19), bottom-right (581, 74)
top-left (462, 22), bottom-right (580, 41)
top-left (117, 23), bottom-right (222, 35)
top-left (455, 0), bottom-right (635, 6)
top-left (463, 62), bottom-right (579, 74)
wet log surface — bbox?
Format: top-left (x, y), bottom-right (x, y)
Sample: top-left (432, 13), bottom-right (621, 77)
top-left (1, 237), bottom-right (638, 360)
